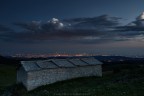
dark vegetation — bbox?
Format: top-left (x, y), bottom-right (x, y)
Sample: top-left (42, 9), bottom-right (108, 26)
top-left (0, 55), bottom-right (20, 66)
top-left (0, 55), bottom-right (144, 96)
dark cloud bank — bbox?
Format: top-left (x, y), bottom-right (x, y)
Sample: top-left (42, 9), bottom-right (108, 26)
top-left (1, 14), bottom-right (144, 43)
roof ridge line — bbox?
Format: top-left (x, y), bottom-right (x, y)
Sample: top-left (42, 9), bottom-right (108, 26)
top-left (80, 58), bottom-right (90, 65)
top-left (67, 59), bottom-right (77, 67)
top-left (50, 59), bottom-right (60, 68)
top-left (34, 62), bottom-right (41, 68)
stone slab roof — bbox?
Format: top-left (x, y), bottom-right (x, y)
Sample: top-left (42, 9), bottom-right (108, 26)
top-left (68, 59), bottom-right (88, 66)
top-left (52, 59), bottom-right (75, 68)
top-left (21, 57), bottom-right (103, 72)
top-left (37, 60), bottom-right (58, 69)
top-left (81, 58), bottom-right (103, 65)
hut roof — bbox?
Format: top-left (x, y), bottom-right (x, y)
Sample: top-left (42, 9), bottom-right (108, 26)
top-left (21, 57), bottom-right (103, 72)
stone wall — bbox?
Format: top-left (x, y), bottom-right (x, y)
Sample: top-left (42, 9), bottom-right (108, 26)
top-left (25, 65), bottom-right (102, 91)
top-left (17, 67), bottom-right (28, 87)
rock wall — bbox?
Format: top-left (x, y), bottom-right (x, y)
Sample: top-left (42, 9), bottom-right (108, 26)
top-left (24, 65), bottom-right (102, 91)
top-left (17, 67), bottom-right (27, 87)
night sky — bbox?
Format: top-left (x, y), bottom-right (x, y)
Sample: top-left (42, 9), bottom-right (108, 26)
top-left (0, 0), bottom-right (144, 56)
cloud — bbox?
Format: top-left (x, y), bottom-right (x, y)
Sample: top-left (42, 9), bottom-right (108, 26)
top-left (11, 15), bottom-right (121, 41)
top-left (2, 14), bottom-right (144, 43)
top-left (110, 12), bottom-right (144, 42)
top-left (48, 18), bottom-right (64, 28)
top-left (0, 24), bottom-right (15, 41)
top-left (133, 20), bottom-right (144, 27)
top-left (16, 15), bottom-right (120, 32)
top-left (12, 29), bottom-right (103, 41)
top-left (0, 24), bottom-right (14, 32)
top-left (117, 12), bottom-right (144, 31)
top-left (136, 12), bottom-right (144, 20)
top-left (14, 18), bottom-right (64, 33)
top-left (63, 15), bottom-right (121, 31)
top-left (41, 18), bottom-right (64, 32)
top-left (14, 21), bottom-right (41, 32)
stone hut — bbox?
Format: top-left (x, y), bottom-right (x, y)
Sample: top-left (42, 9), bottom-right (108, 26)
top-left (17, 57), bottom-right (103, 91)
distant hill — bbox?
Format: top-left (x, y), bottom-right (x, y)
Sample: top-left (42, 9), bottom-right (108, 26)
top-left (0, 55), bottom-right (144, 66)
top-left (0, 55), bottom-right (19, 65)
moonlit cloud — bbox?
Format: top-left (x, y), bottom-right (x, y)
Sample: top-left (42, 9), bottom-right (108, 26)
top-left (48, 18), bottom-right (64, 28)
top-left (136, 12), bottom-right (144, 20)
top-left (117, 12), bottom-right (144, 31)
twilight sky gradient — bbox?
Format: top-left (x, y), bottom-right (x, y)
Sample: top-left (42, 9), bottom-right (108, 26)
top-left (0, 0), bottom-right (144, 56)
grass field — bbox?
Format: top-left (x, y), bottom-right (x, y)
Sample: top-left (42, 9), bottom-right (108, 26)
top-left (24, 68), bottom-right (144, 96)
top-left (0, 64), bottom-right (16, 95)
top-left (0, 64), bottom-right (144, 96)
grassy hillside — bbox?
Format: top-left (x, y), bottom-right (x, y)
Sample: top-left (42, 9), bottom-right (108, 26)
top-left (1, 64), bottom-right (144, 96)
top-left (0, 64), bottom-right (16, 95)
top-left (22, 69), bottom-right (144, 96)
